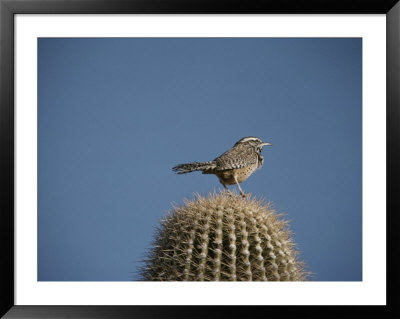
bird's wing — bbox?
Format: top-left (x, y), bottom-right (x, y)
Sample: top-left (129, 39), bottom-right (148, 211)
top-left (214, 145), bottom-right (257, 170)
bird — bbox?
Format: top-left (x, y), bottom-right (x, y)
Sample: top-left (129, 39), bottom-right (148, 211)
top-left (172, 136), bottom-right (272, 196)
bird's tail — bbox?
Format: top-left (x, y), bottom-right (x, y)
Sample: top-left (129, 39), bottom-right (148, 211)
top-left (172, 161), bottom-right (217, 174)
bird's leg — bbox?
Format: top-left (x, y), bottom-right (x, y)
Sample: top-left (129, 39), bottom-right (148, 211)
top-left (233, 175), bottom-right (246, 197)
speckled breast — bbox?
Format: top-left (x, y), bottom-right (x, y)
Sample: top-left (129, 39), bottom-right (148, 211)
top-left (216, 163), bottom-right (259, 185)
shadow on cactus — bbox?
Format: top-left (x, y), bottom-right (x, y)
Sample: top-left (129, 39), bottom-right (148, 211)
top-left (140, 191), bottom-right (308, 281)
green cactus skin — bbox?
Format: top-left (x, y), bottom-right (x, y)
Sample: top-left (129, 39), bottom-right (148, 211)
top-left (140, 192), bottom-right (308, 281)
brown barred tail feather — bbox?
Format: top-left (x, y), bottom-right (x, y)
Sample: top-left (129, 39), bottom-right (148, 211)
top-left (172, 161), bottom-right (216, 174)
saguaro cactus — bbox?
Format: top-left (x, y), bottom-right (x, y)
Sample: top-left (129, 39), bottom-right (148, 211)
top-left (140, 192), bottom-right (307, 281)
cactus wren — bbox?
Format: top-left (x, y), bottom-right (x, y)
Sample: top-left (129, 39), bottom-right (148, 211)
top-left (172, 137), bottom-right (272, 196)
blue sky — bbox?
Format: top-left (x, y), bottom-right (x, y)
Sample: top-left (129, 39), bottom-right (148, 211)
top-left (38, 38), bottom-right (362, 281)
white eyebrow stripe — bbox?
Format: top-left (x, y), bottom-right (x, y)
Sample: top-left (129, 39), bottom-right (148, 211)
top-left (239, 137), bottom-right (260, 143)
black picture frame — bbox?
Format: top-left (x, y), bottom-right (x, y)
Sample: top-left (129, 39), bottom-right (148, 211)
top-left (1, 0), bottom-right (399, 318)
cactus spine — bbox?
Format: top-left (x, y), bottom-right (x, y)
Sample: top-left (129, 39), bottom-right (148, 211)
top-left (140, 192), bottom-right (307, 281)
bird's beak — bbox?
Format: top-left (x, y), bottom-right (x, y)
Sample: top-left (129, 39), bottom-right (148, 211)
top-left (262, 142), bottom-right (272, 146)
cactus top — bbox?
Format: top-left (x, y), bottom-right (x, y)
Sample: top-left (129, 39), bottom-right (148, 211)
top-left (140, 192), bottom-right (308, 281)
